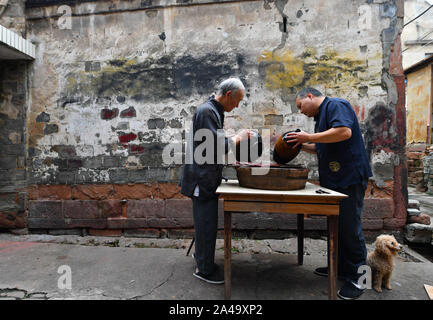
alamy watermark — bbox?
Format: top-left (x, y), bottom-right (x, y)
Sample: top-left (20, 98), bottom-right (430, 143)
top-left (57, 265), bottom-right (72, 290)
top-left (357, 265), bottom-right (372, 289)
top-left (57, 5), bottom-right (72, 30)
top-left (162, 128), bottom-right (272, 175)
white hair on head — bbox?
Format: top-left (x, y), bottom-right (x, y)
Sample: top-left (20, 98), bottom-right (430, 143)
top-left (217, 77), bottom-right (245, 95)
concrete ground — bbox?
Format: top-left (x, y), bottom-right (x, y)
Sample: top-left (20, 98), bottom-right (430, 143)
top-left (0, 233), bottom-right (432, 300)
top-left (0, 186), bottom-right (432, 301)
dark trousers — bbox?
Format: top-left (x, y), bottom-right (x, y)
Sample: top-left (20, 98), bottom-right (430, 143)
top-left (192, 196), bottom-right (219, 275)
top-left (334, 181), bottom-right (368, 283)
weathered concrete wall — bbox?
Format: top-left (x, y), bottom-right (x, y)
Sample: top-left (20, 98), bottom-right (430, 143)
top-left (0, 0), bottom-right (407, 234)
top-left (0, 1), bottom-right (30, 231)
top-left (0, 61), bottom-right (28, 229)
top-left (0, 0), bottom-right (26, 36)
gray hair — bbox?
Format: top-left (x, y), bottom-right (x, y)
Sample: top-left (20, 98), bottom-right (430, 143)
top-left (216, 77), bottom-right (245, 95)
top-left (296, 87), bottom-right (323, 99)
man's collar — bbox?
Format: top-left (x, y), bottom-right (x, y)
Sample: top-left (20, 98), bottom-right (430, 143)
top-left (209, 95), bottom-right (225, 114)
top-left (314, 96), bottom-right (328, 121)
top-left (318, 96), bottom-right (328, 109)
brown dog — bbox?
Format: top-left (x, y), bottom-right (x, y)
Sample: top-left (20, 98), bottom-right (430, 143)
top-left (366, 235), bottom-right (402, 292)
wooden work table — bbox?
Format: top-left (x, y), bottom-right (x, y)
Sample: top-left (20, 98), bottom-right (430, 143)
top-left (216, 180), bottom-right (348, 300)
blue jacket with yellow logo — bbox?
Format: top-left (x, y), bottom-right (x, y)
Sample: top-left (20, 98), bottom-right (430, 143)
top-left (314, 97), bottom-right (372, 189)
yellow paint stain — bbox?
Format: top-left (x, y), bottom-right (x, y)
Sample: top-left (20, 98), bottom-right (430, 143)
top-left (125, 58), bottom-right (137, 66)
top-left (258, 48), bottom-right (367, 92)
top-left (67, 76), bottom-right (76, 92)
top-left (258, 50), bottom-right (304, 90)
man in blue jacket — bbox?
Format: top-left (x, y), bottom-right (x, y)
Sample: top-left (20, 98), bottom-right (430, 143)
top-left (179, 78), bottom-right (250, 284)
top-left (285, 87), bottom-right (372, 300)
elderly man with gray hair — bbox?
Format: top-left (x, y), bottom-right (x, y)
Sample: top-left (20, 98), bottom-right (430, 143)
top-left (179, 77), bottom-right (251, 284)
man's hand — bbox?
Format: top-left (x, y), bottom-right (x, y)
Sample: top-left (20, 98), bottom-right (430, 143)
top-left (284, 127), bottom-right (352, 148)
top-left (284, 130), bottom-right (311, 149)
top-left (233, 129), bottom-right (253, 145)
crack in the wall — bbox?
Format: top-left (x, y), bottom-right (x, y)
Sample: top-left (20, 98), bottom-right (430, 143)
top-left (264, 0), bottom-right (290, 54)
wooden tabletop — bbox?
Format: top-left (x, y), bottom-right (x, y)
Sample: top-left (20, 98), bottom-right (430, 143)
top-left (216, 180), bottom-right (348, 202)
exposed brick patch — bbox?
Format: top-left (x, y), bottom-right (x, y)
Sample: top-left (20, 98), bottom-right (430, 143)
top-left (88, 229), bottom-right (122, 237)
top-left (147, 217), bottom-right (193, 228)
top-left (102, 156), bottom-right (120, 168)
top-left (67, 158), bottom-right (82, 169)
top-left (48, 228), bottom-right (82, 236)
top-left (83, 156), bottom-right (103, 169)
top-left (361, 219), bottom-right (384, 230)
top-left (123, 228), bottom-right (161, 238)
top-left (23, 181), bottom-right (399, 232)
top-left (304, 217), bottom-right (327, 230)
top-left (0, 211), bottom-right (26, 228)
top-left (129, 144), bottom-right (145, 154)
top-left (65, 219), bottom-right (108, 229)
top-left (138, 144), bottom-right (167, 166)
top-left (383, 218), bottom-right (406, 230)
top-left (28, 201), bottom-right (63, 219)
top-left (28, 218), bottom-right (67, 229)
top-left (156, 183), bottom-right (183, 199)
top-left (112, 183), bottom-right (184, 199)
top-left (362, 198), bottom-right (394, 219)
top-left (232, 212), bottom-right (297, 230)
top-left (50, 145), bottom-right (76, 158)
top-left (63, 200), bottom-right (99, 219)
top-left (112, 184), bottom-right (155, 199)
top-left (167, 228), bottom-right (195, 239)
top-left (0, 193), bottom-right (19, 211)
top-left (389, 32), bottom-right (408, 227)
top-left (100, 108), bottom-right (119, 120)
top-left (28, 185), bottom-right (72, 200)
top-left (128, 199), bottom-right (164, 218)
top-left (71, 185), bottom-right (115, 200)
top-left (165, 199), bottom-right (192, 219)
top-left (98, 200), bottom-right (122, 218)
top-left (148, 118), bottom-right (165, 129)
top-left (107, 217), bottom-right (148, 229)
top-left (120, 107), bottom-right (136, 118)
top-left (365, 180), bottom-right (393, 198)
top-left (0, 157), bottom-right (17, 169)
top-left (118, 132), bottom-right (137, 144)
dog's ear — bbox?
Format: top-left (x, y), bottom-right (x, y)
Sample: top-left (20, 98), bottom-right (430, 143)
top-left (375, 235), bottom-right (387, 254)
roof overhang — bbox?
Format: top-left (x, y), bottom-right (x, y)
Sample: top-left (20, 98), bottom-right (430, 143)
top-left (404, 54), bottom-right (433, 75)
top-left (0, 24), bottom-right (35, 60)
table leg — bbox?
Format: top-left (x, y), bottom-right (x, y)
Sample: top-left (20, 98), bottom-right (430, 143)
top-left (327, 215), bottom-right (338, 300)
top-left (224, 211), bottom-right (232, 300)
top-left (297, 214), bottom-right (304, 265)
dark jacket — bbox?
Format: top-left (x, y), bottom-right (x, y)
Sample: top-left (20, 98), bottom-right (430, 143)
top-left (314, 97), bottom-right (372, 189)
top-left (179, 98), bottom-right (231, 200)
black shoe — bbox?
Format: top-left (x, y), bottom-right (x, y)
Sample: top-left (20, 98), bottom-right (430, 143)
top-left (193, 265), bottom-right (224, 285)
top-left (313, 267), bottom-right (346, 280)
top-left (337, 281), bottom-right (365, 300)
